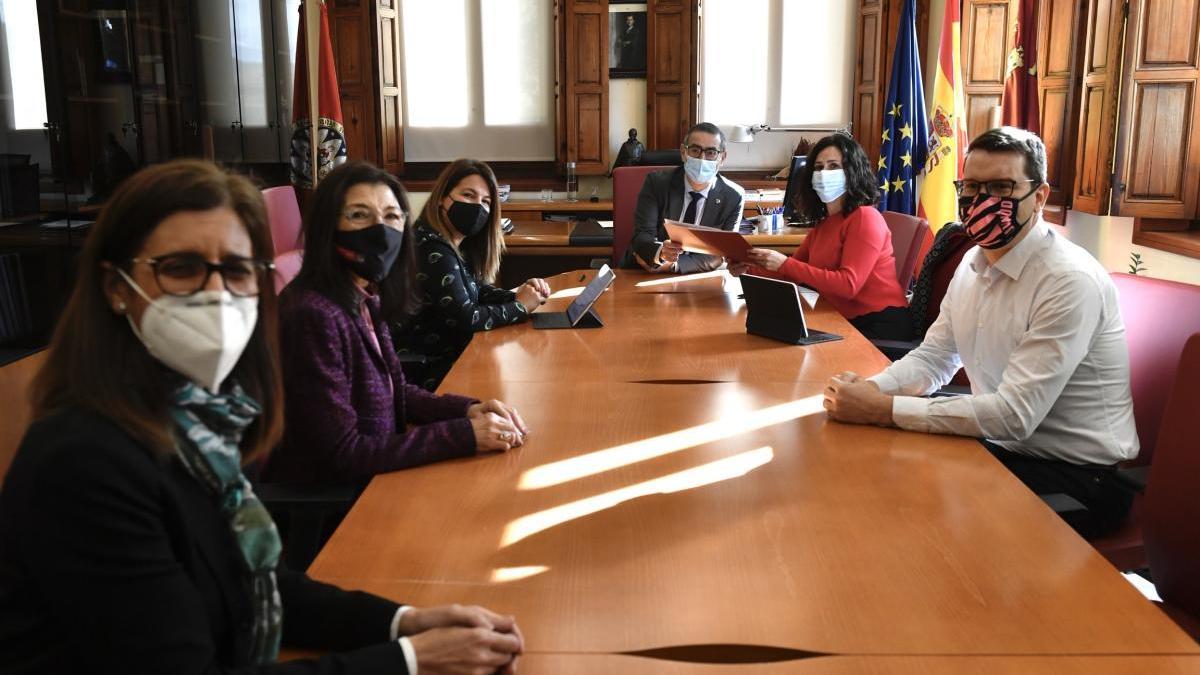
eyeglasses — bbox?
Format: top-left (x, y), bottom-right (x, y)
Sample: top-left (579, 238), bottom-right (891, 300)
top-left (683, 144), bottom-right (724, 161)
top-left (342, 207), bottom-right (406, 228)
top-left (954, 179), bottom-right (1039, 198)
top-left (128, 253), bottom-right (273, 297)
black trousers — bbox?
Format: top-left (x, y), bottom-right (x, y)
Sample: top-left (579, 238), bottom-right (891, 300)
top-left (849, 305), bottom-right (915, 341)
top-left (980, 440), bottom-right (1135, 539)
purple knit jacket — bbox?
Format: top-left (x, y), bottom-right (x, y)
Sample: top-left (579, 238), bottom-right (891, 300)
top-left (264, 286), bottom-right (478, 483)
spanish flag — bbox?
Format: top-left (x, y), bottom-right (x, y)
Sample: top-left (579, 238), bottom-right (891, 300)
top-left (918, 0), bottom-right (968, 234)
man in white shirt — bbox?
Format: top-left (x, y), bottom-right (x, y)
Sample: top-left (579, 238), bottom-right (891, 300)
top-left (822, 127), bottom-right (1138, 538)
top-left (622, 122), bottom-right (746, 274)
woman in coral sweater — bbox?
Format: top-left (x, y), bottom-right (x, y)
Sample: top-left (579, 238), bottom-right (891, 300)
top-left (730, 133), bottom-right (914, 341)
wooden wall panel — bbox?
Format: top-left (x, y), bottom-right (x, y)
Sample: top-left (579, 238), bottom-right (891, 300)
top-left (376, 0), bottom-right (404, 174)
top-left (1115, 0), bottom-right (1200, 219)
top-left (963, 0), bottom-right (1011, 144)
top-left (563, 0), bottom-right (608, 174)
top-left (1072, 0), bottom-right (1126, 215)
top-left (1037, 0), bottom-right (1084, 208)
top-left (646, 0), bottom-right (695, 150)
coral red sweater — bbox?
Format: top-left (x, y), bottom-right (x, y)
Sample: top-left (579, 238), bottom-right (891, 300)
top-left (749, 205), bottom-right (908, 320)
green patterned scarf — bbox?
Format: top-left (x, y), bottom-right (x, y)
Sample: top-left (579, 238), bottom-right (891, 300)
top-left (169, 381), bottom-right (282, 664)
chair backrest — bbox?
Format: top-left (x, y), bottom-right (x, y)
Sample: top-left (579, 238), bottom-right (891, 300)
top-left (1110, 273), bottom-right (1200, 465)
top-left (908, 224), bottom-right (974, 335)
top-left (274, 250), bottom-right (304, 294)
top-left (262, 185), bottom-right (303, 255)
top-left (1143, 332), bottom-right (1200, 618)
top-left (880, 211), bottom-right (930, 291)
top-left (612, 165), bottom-right (673, 265)
top-left (0, 349), bottom-right (47, 482)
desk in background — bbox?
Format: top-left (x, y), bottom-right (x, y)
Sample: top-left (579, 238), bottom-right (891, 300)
top-left (498, 195), bottom-right (801, 287)
top-left (300, 270), bottom-right (1199, 672)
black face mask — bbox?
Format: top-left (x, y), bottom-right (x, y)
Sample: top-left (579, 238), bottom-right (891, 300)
top-left (334, 224), bottom-right (404, 283)
top-left (446, 200), bottom-right (490, 238)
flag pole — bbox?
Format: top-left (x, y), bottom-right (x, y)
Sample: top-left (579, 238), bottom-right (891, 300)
top-left (307, 1), bottom-right (320, 188)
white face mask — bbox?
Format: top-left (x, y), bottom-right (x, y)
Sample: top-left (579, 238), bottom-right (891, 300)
top-left (684, 156), bottom-right (720, 184)
top-left (811, 168), bottom-right (848, 204)
top-left (118, 269), bottom-right (258, 392)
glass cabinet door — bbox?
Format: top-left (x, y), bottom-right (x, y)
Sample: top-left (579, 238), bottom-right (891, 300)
top-left (193, 0), bottom-right (243, 163)
top-left (270, 0), bottom-right (301, 163)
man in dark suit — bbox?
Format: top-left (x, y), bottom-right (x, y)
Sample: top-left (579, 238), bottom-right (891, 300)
top-left (622, 122), bottom-right (746, 274)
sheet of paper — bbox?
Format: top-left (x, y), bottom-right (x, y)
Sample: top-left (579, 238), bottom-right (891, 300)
top-left (799, 288), bottom-right (819, 310)
top-left (597, 220), bottom-right (614, 229)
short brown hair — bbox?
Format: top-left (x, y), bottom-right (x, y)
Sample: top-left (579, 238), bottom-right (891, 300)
top-left (966, 126), bottom-right (1047, 184)
top-left (419, 159), bottom-right (505, 284)
top-left (30, 159), bottom-right (284, 464)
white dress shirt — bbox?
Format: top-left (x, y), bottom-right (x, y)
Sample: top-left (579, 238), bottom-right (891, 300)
top-left (390, 606), bottom-right (419, 673)
top-left (869, 218), bottom-right (1139, 465)
top-left (677, 178), bottom-right (714, 224)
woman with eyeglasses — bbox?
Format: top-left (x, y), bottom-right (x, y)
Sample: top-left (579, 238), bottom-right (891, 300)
top-left (263, 161), bottom-right (530, 486)
top-left (390, 159), bottom-right (550, 392)
top-left (730, 133), bottom-right (915, 341)
top-left (0, 160), bottom-right (524, 674)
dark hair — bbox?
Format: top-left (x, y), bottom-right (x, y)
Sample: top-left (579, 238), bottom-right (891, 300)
top-left (684, 122), bottom-right (727, 151)
top-left (419, 159), bottom-right (504, 284)
top-left (30, 159), bottom-right (284, 463)
top-left (966, 126), bottom-right (1047, 184)
top-left (794, 133), bottom-right (879, 222)
top-left (290, 161), bottom-right (419, 322)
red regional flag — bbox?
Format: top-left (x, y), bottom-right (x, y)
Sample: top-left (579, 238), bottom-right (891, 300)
top-left (1000, 0), bottom-right (1040, 132)
top-left (290, 2), bottom-right (347, 188)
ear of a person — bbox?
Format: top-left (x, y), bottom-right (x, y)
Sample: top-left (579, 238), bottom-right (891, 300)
top-left (100, 264), bottom-right (130, 314)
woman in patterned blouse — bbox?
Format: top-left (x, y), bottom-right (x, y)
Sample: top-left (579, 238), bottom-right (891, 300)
top-left (392, 159), bottom-right (550, 391)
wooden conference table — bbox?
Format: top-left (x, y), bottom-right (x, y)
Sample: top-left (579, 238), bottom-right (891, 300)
top-left (302, 270), bottom-right (1200, 672)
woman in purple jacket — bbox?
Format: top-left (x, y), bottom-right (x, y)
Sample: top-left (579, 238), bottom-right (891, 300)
top-left (263, 162), bottom-right (527, 484)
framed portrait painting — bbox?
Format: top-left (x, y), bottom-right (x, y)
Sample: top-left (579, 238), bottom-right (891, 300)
top-left (609, 4), bottom-right (647, 78)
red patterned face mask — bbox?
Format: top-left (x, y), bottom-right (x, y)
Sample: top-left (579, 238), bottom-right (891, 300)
top-left (958, 190), bottom-right (1036, 249)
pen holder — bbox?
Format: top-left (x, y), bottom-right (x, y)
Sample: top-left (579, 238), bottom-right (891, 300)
top-left (751, 213), bottom-right (781, 232)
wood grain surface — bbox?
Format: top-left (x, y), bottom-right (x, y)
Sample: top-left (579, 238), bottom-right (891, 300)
top-left (303, 269), bottom-right (1200, 662)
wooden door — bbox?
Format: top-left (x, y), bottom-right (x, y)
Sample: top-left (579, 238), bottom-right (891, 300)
top-left (1071, 0), bottom-right (1127, 215)
top-left (562, 0), bottom-right (608, 175)
top-left (853, 0), bottom-right (887, 162)
top-left (375, 0), bottom-right (404, 175)
top-left (646, 0), bottom-right (695, 150)
top-left (1114, 0), bottom-right (1200, 219)
top-left (1037, 0), bottom-right (1085, 209)
top-left (963, 0), bottom-right (1013, 144)
top-left (328, 0), bottom-right (379, 164)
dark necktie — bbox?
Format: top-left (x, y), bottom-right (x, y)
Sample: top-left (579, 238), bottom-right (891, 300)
top-left (682, 191), bottom-right (704, 225)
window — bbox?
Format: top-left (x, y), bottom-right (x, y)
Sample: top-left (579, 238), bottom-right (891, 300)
top-left (399, 0), bottom-right (554, 162)
top-left (0, 0), bottom-right (48, 131)
top-left (699, 0), bottom-right (854, 165)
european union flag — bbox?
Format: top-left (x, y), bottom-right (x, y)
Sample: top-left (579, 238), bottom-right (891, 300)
top-left (877, 0), bottom-right (929, 215)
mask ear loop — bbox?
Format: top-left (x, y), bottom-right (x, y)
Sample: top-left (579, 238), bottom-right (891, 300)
top-left (115, 268), bottom-right (154, 341)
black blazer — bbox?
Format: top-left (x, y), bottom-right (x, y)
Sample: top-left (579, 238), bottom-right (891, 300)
top-left (622, 166), bottom-right (746, 274)
top-left (0, 407), bottom-right (407, 674)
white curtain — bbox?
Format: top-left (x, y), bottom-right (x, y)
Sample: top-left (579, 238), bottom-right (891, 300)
top-left (400, 0), bottom-right (555, 162)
